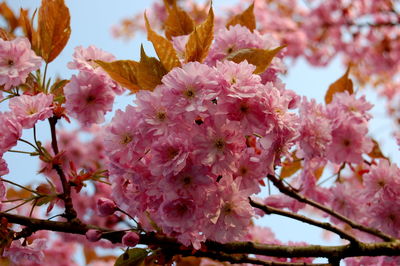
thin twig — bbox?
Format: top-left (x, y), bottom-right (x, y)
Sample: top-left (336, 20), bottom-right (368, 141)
top-left (48, 117), bottom-right (77, 221)
top-left (267, 174), bottom-right (396, 242)
top-left (249, 198), bottom-right (359, 243)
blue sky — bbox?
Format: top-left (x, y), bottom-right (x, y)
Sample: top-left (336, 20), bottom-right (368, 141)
top-left (3, 0), bottom-right (399, 263)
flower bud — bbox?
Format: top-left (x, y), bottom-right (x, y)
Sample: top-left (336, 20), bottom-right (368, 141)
top-left (122, 231), bottom-right (140, 247)
top-left (86, 229), bottom-right (102, 242)
top-left (97, 197), bottom-right (117, 217)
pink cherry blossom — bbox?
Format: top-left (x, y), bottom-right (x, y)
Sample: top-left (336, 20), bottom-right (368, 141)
top-left (0, 157), bottom-right (8, 176)
top-left (149, 134), bottom-right (190, 176)
top-left (97, 197), bottom-right (117, 217)
top-left (68, 45), bottom-right (123, 95)
top-left (363, 160), bottom-right (400, 199)
top-left (104, 105), bottom-right (148, 169)
top-left (0, 112), bottom-right (22, 155)
top-left (0, 37), bottom-right (42, 90)
top-left (298, 98), bottom-right (332, 159)
top-left (68, 45), bottom-right (116, 72)
top-left (85, 229), bottom-right (102, 242)
top-left (122, 231), bottom-right (140, 247)
top-left (3, 238), bottom-right (47, 265)
top-left (64, 71), bottom-right (115, 126)
top-left (9, 93), bottom-right (54, 129)
top-left (326, 117), bottom-right (373, 164)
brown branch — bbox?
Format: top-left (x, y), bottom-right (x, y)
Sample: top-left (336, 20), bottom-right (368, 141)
top-left (180, 250), bottom-right (330, 266)
top-left (48, 117), bottom-right (77, 221)
top-left (249, 198), bottom-right (359, 244)
top-left (2, 212), bottom-right (400, 263)
top-left (267, 174), bottom-right (396, 242)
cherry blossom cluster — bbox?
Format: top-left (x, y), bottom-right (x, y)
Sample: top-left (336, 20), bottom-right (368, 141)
top-left (115, 0), bottom-right (400, 126)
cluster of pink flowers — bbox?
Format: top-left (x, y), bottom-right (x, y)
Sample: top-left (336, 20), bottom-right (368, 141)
top-left (103, 21), bottom-right (385, 249)
top-left (105, 24), bottom-right (299, 247)
top-left (64, 46), bottom-right (124, 126)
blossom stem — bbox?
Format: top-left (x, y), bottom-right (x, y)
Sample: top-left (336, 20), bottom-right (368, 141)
top-left (18, 138), bottom-right (40, 152)
top-left (42, 62), bottom-right (49, 90)
top-left (0, 178), bottom-right (38, 194)
top-left (1, 212), bottom-right (400, 264)
top-left (249, 198), bottom-right (359, 243)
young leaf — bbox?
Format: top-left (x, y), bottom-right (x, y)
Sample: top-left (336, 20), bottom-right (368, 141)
top-left (19, 8), bottom-right (33, 44)
top-left (164, 1), bottom-right (194, 40)
top-left (95, 60), bottom-right (140, 93)
top-left (0, 3), bottom-right (19, 32)
top-left (226, 2), bottom-right (256, 32)
top-left (136, 45), bottom-right (167, 90)
top-left (280, 151), bottom-right (302, 179)
top-left (144, 14), bottom-right (181, 71)
top-left (325, 66), bottom-right (353, 104)
top-left (115, 248), bottom-right (148, 266)
top-left (184, 7), bottom-right (214, 63)
top-left (226, 46), bottom-right (285, 74)
top-left (38, 0), bottom-right (71, 63)
top-left (280, 155), bottom-right (302, 179)
top-left (0, 28), bottom-right (13, 41)
top-left (368, 139), bottom-right (387, 159)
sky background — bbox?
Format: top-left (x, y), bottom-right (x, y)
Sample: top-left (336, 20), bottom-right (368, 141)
top-left (2, 0), bottom-right (399, 264)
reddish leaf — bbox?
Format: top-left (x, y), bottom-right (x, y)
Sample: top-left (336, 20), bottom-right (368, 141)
top-left (280, 152), bottom-right (301, 179)
top-left (135, 45), bottom-right (167, 90)
top-left (19, 8), bottom-right (33, 44)
top-left (0, 28), bottom-right (13, 41)
top-left (0, 3), bottom-right (19, 32)
top-left (144, 13), bottom-right (181, 71)
top-left (38, 0), bottom-right (71, 62)
top-left (226, 46), bottom-right (285, 74)
top-left (226, 2), bottom-right (256, 32)
top-left (96, 60), bottom-right (140, 93)
top-left (164, 1), bottom-right (194, 40)
top-left (368, 139), bottom-right (387, 159)
top-left (325, 66), bottom-right (353, 104)
top-left (184, 7), bottom-right (214, 63)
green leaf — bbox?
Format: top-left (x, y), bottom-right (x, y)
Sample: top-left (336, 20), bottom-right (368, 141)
top-left (115, 248), bottom-right (148, 266)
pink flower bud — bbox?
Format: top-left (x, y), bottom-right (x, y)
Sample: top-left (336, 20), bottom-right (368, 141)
top-left (97, 197), bottom-right (117, 217)
top-left (86, 229), bottom-right (102, 242)
top-left (122, 232), bottom-right (140, 247)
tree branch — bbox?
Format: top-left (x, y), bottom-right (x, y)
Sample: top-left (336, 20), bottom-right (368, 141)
top-left (249, 198), bottom-right (359, 244)
top-left (267, 174), bottom-right (396, 242)
top-left (48, 116), bottom-right (77, 221)
top-left (2, 212), bottom-right (400, 263)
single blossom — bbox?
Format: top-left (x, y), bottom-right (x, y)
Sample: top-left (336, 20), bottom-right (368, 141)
top-left (0, 112), bottom-right (22, 155)
top-left (64, 71), bottom-right (115, 126)
top-left (97, 197), bottom-right (117, 217)
top-left (85, 229), bottom-right (102, 242)
top-left (3, 239), bottom-right (47, 265)
top-left (0, 37), bottom-right (42, 90)
top-left (122, 231), bottom-right (140, 247)
top-left (9, 93), bottom-right (54, 129)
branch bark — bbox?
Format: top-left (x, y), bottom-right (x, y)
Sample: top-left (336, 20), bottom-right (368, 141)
top-left (2, 212), bottom-right (400, 263)
top-left (249, 198), bottom-right (359, 243)
top-left (48, 116), bottom-right (77, 220)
